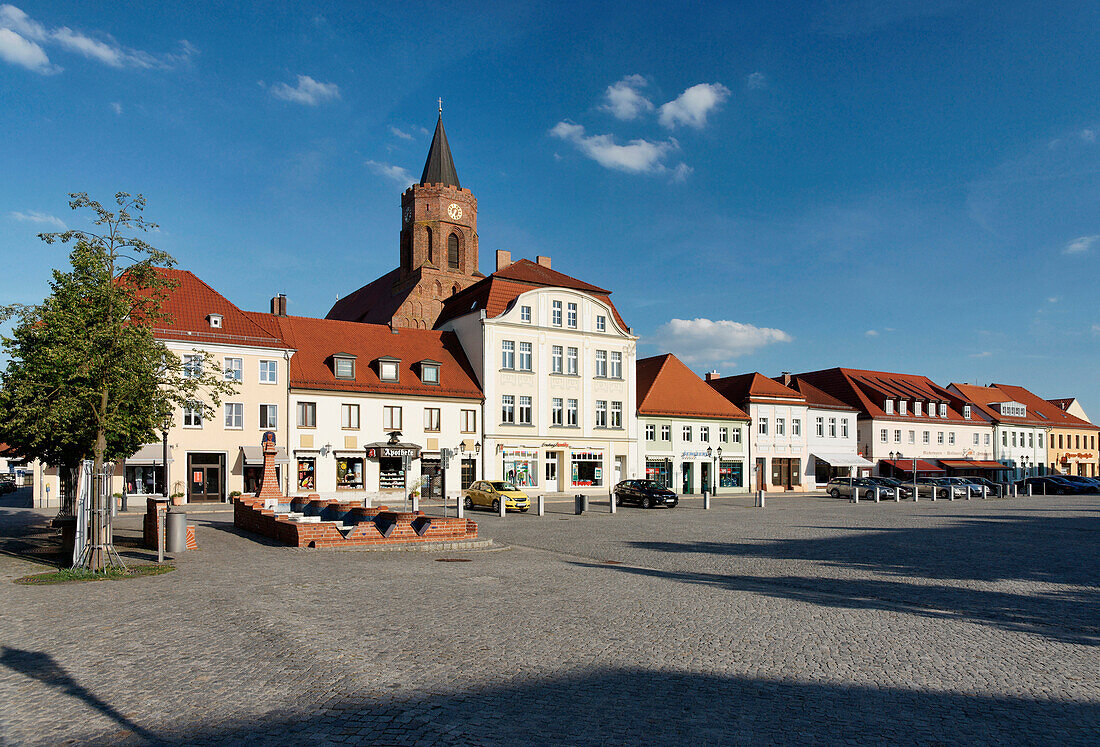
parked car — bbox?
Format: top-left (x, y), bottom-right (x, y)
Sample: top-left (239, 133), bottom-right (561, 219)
top-left (939, 476), bottom-right (985, 498)
top-left (914, 478), bottom-right (968, 499)
top-left (462, 481), bottom-right (530, 512)
top-left (1016, 476), bottom-right (1076, 495)
top-left (826, 477), bottom-right (897, 501)
top-left (613, 479), bottom-right (678, 509)
top-left (965, 476), bottom-right (1002, 492)
top-left (1047, 475), bottom-right (1100, 494)
top-left (870, 477), bottom-right (914, 500)
top-left (0, 476), bottom-right (15, 495)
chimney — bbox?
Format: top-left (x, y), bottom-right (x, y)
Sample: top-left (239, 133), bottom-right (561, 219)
top-left (271, 294), bottom-right (287, 316)
top-left (536, 255), bottom-right (551, 269)
top-left (780, 372), bottom-right (793, 386)
top-left (496, 250), bottom-right (512, 272)
top-left (705, 370), bottom-right (720, 381)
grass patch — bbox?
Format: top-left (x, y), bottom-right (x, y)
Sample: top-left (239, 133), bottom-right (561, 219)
top-left (14, 563), bottom-right (175, 585)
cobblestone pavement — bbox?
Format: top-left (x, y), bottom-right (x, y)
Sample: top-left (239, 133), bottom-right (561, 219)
top-left (0, 493), bottom-right (1097, 745)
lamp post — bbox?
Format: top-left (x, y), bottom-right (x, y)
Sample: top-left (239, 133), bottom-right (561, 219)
top-left (715, 446), bottom-right (722, 496)
top-left (706, 446), bottom-right (713, 493)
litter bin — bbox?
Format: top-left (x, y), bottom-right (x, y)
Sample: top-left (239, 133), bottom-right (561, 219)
top-left (165, 510), bottom-right (187, 553)
top-left (574, 494), bottom-right (587, 515)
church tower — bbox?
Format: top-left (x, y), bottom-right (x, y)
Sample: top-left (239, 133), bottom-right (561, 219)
top-left (326, 108), bottom-right (484, 329)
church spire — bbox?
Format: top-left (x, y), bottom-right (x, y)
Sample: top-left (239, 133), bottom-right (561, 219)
top-left (419, 111), bottom-right (461, 188)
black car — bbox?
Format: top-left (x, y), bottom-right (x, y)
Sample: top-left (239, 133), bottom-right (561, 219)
top-left (1050, 475), bottom-right (1100, 494)
top-left (0, 476), bottom-right (15, 495)
top-left (613, 480), bottom-right (678, 509)
top-left (1017, 476), bottom-right (1076, 495)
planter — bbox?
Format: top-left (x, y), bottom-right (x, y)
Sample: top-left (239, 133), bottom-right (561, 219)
top-left (171, 494), bottom-right (185, 506)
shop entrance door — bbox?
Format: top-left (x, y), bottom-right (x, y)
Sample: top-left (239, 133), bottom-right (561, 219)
top-left (188, 453), bottom-right (224, 502)
top-left (420, 459), bottom-right (442, 498)
top-left (545, 453), bottom-right (559, 492)
top-left (460, 459), bottom-right (476, 490)
top-left (700, 462), bottom-right (710, 493)
top-left (681, 462), bottom-right (693, 494)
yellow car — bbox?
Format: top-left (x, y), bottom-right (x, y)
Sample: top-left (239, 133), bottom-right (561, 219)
top-left (462, 481), bottom-right (530, 513)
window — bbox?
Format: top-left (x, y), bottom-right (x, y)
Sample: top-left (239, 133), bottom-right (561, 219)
top-left (939, 404), bottom-right (947, 418)
top-left (923, 431), bottom-right (930, 444)
top-left (731, 428), bottom-right (742, 444)
top-left (518, 396), bottom-right (532, 424)
top-left (759, 419), bottom-right (769, 435)
top-left (334, 356), bottom-right (355, 379)
top-left (342, 404), bottom-right (360, 429)
top-left (383, 406), bottom-right (402, 430)
top-left (842, 419), bottom-right (849, 438)
top-left (421, 363), bottom-right (439, 384)
top-left (595, 400), bottom-right (607, 427)
top-left (700, 426), bottom-right (710, 442)
top-left (595, 350), bottom-right (607, 377)
top-left (611, 401), bottom-right (622, 428)
top-left (927, 404), bottom-right (935, 419)
top-left (720, 427), bottom-right (729, 443)
top-left (829, 418), bottom-right (837, 437)
top-left (551, 346), bottom-right (563, 373)
top-left (520, 305), bottom-right (531, 323)
top-left (899, 400), bottom-right (908, 416)
top-left (793, 419), bottom-right (801, 436)
top-left (259, 359), bottom-right (277, 384)
top-left (908, 430), bottom-right (915, 444)
top-left (379, 359), bottom-right (399, 382)
top-left (553, 399), bottom-right (565, 426)
top-left (776, 418), bottom-right (785, 436)
top-left (610, 351), bottom-right (622, 378)
top-left (894, 429), bottom-right (901, 443)
top-left (501, 340), bottom-right (515, 369)
top-left (567, 399), bottom-right (578, 426)
top-left (259, 404), bottom-right (278, 429)
top-left (1059, 434), bottom-right (1064, 449)
top-left (885, 399), bottom-right (894, 414)
top-left (682, 425), bottom-right (692, 441)
top-left (661, 424), bottom-right (671, 441)
top-left (518, 342), bottom-right (532, 371)
top-left (183, 354), bottom-right (203, 379)
top-left (224, 403), bottom-right (243, 429)
top-left (448, 233), bottom-right (459, 269)
top-left (937, 431), bottom-right (944, 444)
top-left (1028, 432), bottom-right (1034, 448)
top-left (1038, 433), bottom-right (1043, 448)
top-left (567, 347), bottom-right (579, 375)
top-left (223, 357), bottom-right (242, 382)
top-left (336, 457), bottom-right (364, 490)
top-left (880, 429), bottom-right (888, 443)
top-left (1003, 432), bottom-right (1008, 447)
top-left (460, 409), bottom-right (477, 433)
top-left (596, 315), bottom-right (606, 332)
top-left (552, 300), bottom-right (562, 326)
top-left (816, 417), bottom-right (824, 437)
top-left (963, 405), bottom-right (971, 419)
top-left (973, 433), bottom-right (979, 445)
top-left (948, 432), bottom-right (955, 445)
top-left (183, 400), bottom-right (203, 427)
top-left (297, 401), bottom-right (316, 428)
top-left (914, 402), bottom-right (922, 417)
top-left (501, 395), bottom-right (515, 424)
top-left (424, 408), bottom-right (441, 432)
top-left (567, 302), bottom-right (577, 328)
top-left (645, 423), bottom-right (655, 441)
top-left (1012, 432), bottom-right (1017, 447)
top-left (1076, 434), bottom-right (1082, 449)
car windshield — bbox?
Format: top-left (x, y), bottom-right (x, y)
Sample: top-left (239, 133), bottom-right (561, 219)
top-left (489, 481), bottom-right (518, 491)
top-left (634, 480), bottom-right (663, 489)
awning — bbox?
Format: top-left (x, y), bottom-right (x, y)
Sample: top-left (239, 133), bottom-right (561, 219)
top-left (880, 459), bottom-right (944, 473)
top-left (940, 459), bottom-right (1004, 470)
top-left (126, 443), bottom-right (174, 465)
top-left (240, 446), bottom-right (291, 466)
top-left (812, 453), bottom-right (873, 467)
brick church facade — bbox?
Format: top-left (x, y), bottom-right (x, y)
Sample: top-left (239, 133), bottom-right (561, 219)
top-left (327, 113), bottom-right (484, 329)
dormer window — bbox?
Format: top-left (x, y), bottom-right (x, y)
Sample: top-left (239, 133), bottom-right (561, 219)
top-left (914, 401), bottom-right (922, 417)
top-left (885, 399), bottom-right (894, 414)
top-left (333, 353), bottom-right (356, 380)
top-left (963, 405), bottom-right (971, 419)
top-left (938, 403), bottom-right (947, 418)
top-left (899, 400), bottom-right (907, 416)
top-left (378, 356), bottom-right (400, 382)
top-left (928, 402), bottom-right (935, 418)
top-left (419, 359), bottom-right (441, 385)
top-left (207, 313), bottom-right (223, 329)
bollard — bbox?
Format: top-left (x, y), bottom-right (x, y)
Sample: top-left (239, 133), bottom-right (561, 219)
top-left (1027, 483), bottom-right (1033, 497)
top-left (609, 488), bottom-right (616, 514)
top-left (852, 487), bottom-right (859, 504)
top-left (499, 496), bottom-right (506, 518)
top-left (874, 486), bottom-right (880, 503)
top-left (931, 486), bottom-right (937, 502)
top-left (457, 494), bottom-right (464, 519)
top-left (982, 485), bottom-right (987, 500)
top-left (756, 490), bottom-right (766, 508)
top-left (412, 494), bottom-right (420, 513)
top-left (574, 494), bottom-right (585, 515)
top-left (157, 507), bottom-right (166, 563)
top-left (165, 510), bottom-right (187, 553)
top-left (538, 493), bottom-right (545, 517)
top-left (702, 487), bottom-right (710, 510)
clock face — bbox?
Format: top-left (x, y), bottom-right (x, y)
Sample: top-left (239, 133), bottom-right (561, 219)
top-left (403, 205), bottom-right (413, 224)
top-left (447, 202), bottom-right (463, 220)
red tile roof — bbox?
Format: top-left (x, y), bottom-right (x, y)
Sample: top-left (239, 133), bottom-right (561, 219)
top-left (435, 259), bottom-right (627, 330)
top-left (245, 313), bottom-right (482, 400)
top-left (796, 367), bottom-right (970, 423)
top-left (949, 383), bottom-right (1051, 427)
top-left (990, 384), bottom-right (1098, 431)
top-left (1047, 398), bottom-right (1075, 411)
top-left (707, 372), bottom-right (805, 407)
top-left (637, 355), bottom-right (749, 420)
top-left (147, 268), bottom-right (287, 349)
top-left (781, 377), bottom-right (858, 412)
top-left (325, 268), bottom-right (406, 324)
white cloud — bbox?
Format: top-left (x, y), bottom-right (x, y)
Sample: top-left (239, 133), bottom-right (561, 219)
top-left (269, 74), bottom-right (340, 105)
top-left (366, 160), bottom-right (413, 185)
top-left (658, 82), bottom-right (730, 129)
top-left (1047, 296), bottom-right (1059, 304)
top-left (0, 5), bottom-right (194, 72)
top-left (1063, 234), bottom-right (1099, 254)
top-left (865, 329), bottom-right (879, 337)
top-left (746, 72), bottom-right (767, 90)
top-left (109, 101), bottom-right (122, 115)
top-left (8, 210), bottom-right (65, 229)
top-left (648, 318), bottom-right (792, 366)
top-left (600, 74), bottom-right (653, 120)
top-left (389, 125), bottom-right (414, 141)
top-left (550, 121), bottom-right (687, 177)
top-left (970, 351), bottom-right (993, 358)
top-left (1081, 129), bottom-right (1096, 143)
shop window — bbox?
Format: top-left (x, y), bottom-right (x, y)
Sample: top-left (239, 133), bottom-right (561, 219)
top-left (503, 449), bottom-right (538, 488)
top-left (571, 451), bottom-right (603, 487)
top-left (719, 461), bottom-right (742, 488)
top-left (552, 346), bottom-right (563, 373)
top-left (567, 399), bottom-right (578, 426)
top-left (383, 406), bottom-right (402, 430)
top-left (342, 404), bottom-right (360, 429)
top-left (645, 423), bottom-right (655, 441)
top-left (336, 458), bottom-right (364, 490)
top-left (424, 408), bottom-right (441, 432)
top-left (259, 404), bottom-right (278, 429)
top-left (259, 359), bottom-right (277, 384)
top-left (297, 458), bottom-right (316, 491)
top-left (379, 458), bottom-right (405, 490)
top-left (223, 357), bottom-right (242, 382)
top-left (553, 398), bottom-right (564, 426)
top-left (125, 465), bottom-right (164, 496)
top-left (225, 402), bottom-right (243, 429)
top-left (297, 401), bottom-right (316, 428)
top-left (646, 460), bottom-right (672, 489)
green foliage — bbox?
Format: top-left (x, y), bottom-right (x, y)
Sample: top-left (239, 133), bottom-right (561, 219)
top-left (15, 564), bottom-right (174, 585)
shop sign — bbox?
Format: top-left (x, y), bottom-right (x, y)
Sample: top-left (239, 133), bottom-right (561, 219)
top-left (366, 446), bottom-right (419, 460)
top-left (681, 450), bottom-right (710, 459)
top-left (542, 442), bottom-right (571, 448)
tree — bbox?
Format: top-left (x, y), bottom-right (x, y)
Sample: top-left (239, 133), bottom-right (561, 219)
top-left (0, 193), bottom-right (236, 570)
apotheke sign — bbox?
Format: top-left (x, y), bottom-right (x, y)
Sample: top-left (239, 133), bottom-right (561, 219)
top-left (366, 446), bottom-right (420, 460)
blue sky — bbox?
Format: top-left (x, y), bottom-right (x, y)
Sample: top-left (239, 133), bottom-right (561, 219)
top-left (3, 1), bottom-right (1100, 415)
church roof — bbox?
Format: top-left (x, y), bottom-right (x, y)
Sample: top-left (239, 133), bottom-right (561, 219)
top-left (325, 268), bottom-right (408, 324)
top-left (420, 114), bottom-right (460, 188)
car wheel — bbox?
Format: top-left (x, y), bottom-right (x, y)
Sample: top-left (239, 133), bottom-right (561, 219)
top-left (491, 499), bottom-right (500, 513)
top-left (642, 496), bottom-right (653, 509)
top-left (614, 494), bottom-right (622, 506)
top-left (830, 488), bottom-right (840, 498)
top-left (865, 490), bottom-right (875, 500)
top-left (463, 496), bottom-right (473, 510)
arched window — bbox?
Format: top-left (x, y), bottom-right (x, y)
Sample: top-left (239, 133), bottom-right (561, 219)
top-left (451, 284), bottom-right (459, 296)
top-left (425, 227), bottom-right (433, 264)
top-left (448, 233), bottom-right (460, 269)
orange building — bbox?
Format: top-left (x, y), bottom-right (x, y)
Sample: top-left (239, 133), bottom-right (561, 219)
top-left (993, 384), bottom-right (1099, 477)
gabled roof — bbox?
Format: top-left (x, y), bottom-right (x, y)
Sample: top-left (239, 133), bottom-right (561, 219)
top-left (420, 114), bottom-right (460, 188)
top-left (1048, 398), bottom-right (1075, 410)
top-left (245, 313), bottom-right (482, 400)
top-left (795, 367), bottom-right (970, 422)
top-left (434, 259), bottom-right (627, 330)
top-left (637, 355), bottom-right (749, 420)
top-left (148, 268), bottom-right (287, 349)
top-left (782, 377), bottom-right (858, 412)
top-left (707, 372), bottom-right (806, 407)
top-left (948, 383), bottom-right (1051, 427)
top-left (991, 384), bottom-right (1099, 431)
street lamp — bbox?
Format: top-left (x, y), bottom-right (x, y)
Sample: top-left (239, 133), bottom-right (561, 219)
top-left (715, 446), bottom-right (722, 496)
top-left (706, 446), bottom-right (713, 494)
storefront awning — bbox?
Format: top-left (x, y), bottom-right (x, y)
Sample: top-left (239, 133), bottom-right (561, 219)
top-left (812, 453), bottom-right (873, 467)
top-left (240, 446), bottom-right (291, 466)
top-left (126, 443), bottom-right (174, 465)
top-left (940, 459), bottom-right (1004, 470)
top-left (881, 459), bottom-right (944, 473)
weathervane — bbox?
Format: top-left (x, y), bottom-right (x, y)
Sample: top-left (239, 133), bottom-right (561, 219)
top-left (438, 97), bottom-right (443, 114)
